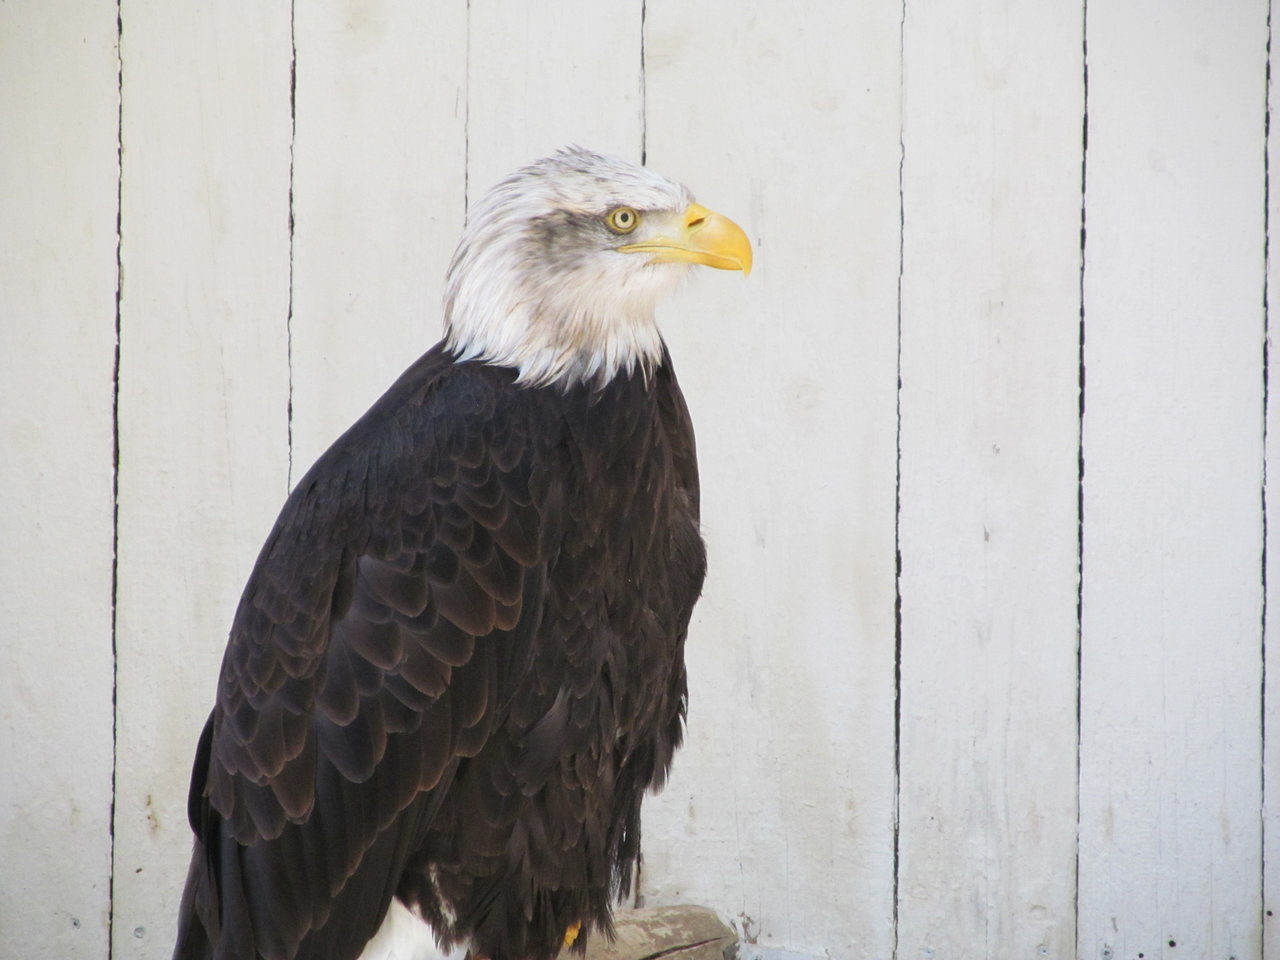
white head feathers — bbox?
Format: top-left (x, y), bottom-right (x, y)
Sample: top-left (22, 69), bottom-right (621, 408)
top-left (443, 147), bottom-right (696, 389)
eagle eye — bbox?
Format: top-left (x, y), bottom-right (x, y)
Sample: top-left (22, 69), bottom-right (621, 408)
top-left (605, 206), bottom-right (640, 234)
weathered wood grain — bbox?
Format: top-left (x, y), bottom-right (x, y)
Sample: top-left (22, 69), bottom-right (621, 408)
top-left (897, 2), bottom-right (1084, 958)
top-left (639, 3), bottom-right (901, 958)
top-left (0, 4), bottom-right (119, 957)
top-left (111, 3), bottom-right (292, 956)
top-left (466, 0), bottom-right (644, 200)
top-left (290, 0), bottom-right (467, 479)
top-left (1079, 3), bottom-right (1267, 959)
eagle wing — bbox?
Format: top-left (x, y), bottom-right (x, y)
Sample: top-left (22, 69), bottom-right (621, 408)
top-left (177, 348), bottom-right (545, 960)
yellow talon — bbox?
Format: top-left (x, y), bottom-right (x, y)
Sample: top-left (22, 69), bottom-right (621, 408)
top-left (563, 921), bottom-right (582, 948)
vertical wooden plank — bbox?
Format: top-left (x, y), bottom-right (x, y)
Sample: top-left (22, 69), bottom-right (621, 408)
top-left (113, 2), bottom-right (292, 955)
top-left (897, 1), bottom-right (1083, 957)
top-left (1079, 3), bottom-right (1267, 959)
top-left (466, 0), bottom-right (643, 202)
top-left (640, 4), bottom-right (900, 957)
top-left (1267, 9), bottom-right (1280, 954)
top-left (0, 4), bottom-right (119, 956)
top-left (290, 0), bottom-right (467, 476)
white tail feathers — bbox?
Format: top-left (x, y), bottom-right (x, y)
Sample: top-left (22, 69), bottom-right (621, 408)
top-left (356, 898), bottom-right (467, 960)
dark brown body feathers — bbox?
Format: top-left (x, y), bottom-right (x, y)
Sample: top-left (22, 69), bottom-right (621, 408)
top-left (175, 343), bottom-right (705, 960)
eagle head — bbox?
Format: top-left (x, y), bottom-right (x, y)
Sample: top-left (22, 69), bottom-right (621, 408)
top-left (443, 146), bottom-right (752, 388)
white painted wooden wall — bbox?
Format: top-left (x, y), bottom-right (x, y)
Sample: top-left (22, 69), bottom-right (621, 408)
top-left (2, 2), bottom-right (1275, 959)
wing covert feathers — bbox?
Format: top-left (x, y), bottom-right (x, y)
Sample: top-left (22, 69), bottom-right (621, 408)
top-left (176, 346), bottom-right (704, 960)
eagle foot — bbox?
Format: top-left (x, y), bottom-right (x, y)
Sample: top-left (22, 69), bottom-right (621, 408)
top-left (562, 921), bottom-right (582, 948)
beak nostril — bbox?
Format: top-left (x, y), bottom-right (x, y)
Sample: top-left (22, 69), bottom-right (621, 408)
top-left (684, 202), bottom-right (713, 231)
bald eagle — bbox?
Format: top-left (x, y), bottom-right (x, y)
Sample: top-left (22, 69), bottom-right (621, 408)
top-left (173, 147), bottom-right (751, 960)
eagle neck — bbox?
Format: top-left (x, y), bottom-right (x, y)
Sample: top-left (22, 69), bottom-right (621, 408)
top-left (443, 298), bottom-right (665, 391)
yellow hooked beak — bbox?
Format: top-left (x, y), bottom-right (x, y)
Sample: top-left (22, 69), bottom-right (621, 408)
top-left (618, 203), bottom-right (753, 275)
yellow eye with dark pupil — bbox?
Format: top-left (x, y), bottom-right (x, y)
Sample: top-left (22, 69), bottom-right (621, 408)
top-left (606, 206), bottom-right (639, 234)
